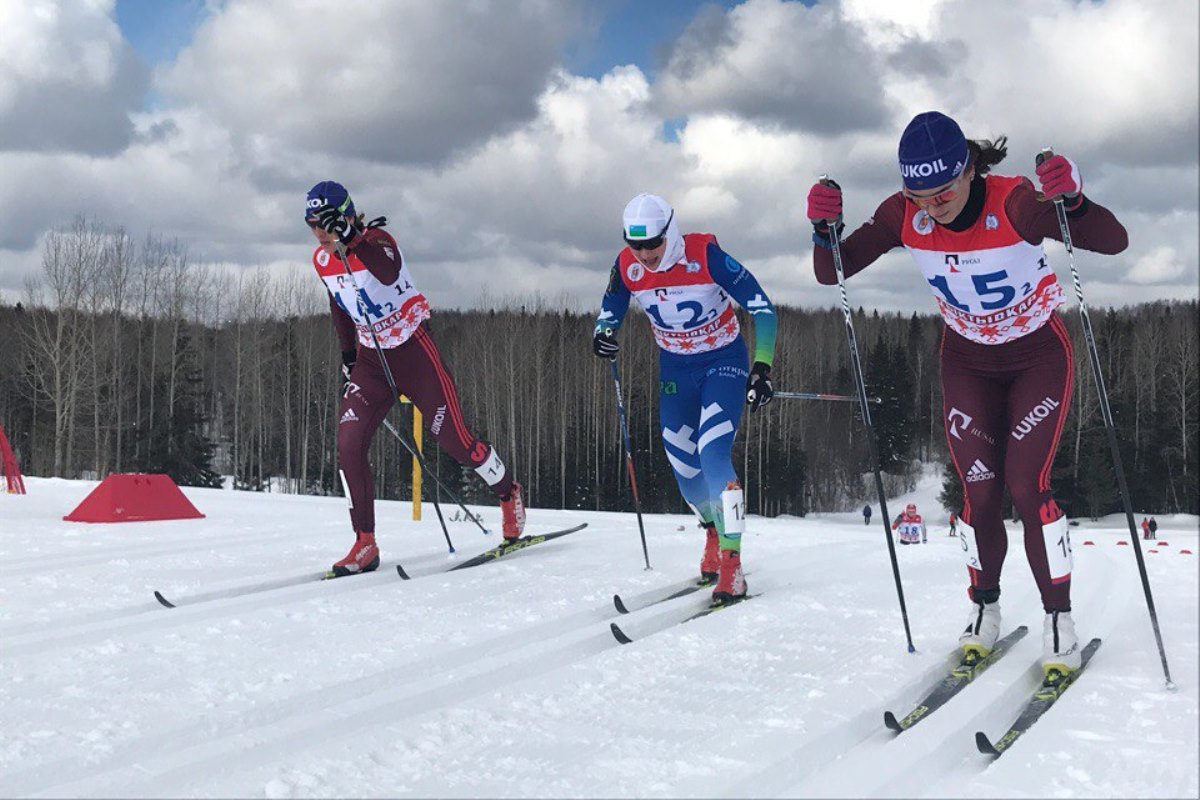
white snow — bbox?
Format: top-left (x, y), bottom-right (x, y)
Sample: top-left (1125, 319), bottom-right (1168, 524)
top-left (1, 473), bottom-right (1196, 798)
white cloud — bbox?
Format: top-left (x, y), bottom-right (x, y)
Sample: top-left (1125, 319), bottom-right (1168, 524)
top-left (0, 0), bottom-right (148, 153)
top-left (656, 0), bottom-right (895, 133)
top-left (158, 0), bottom-right (580, 166)
top-left (0, 0), bottom-right (1196, 318)
top-left (1125, 245), bottom-right (1188, 285)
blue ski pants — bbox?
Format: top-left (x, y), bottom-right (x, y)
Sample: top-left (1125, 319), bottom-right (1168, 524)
top-left (658, 338), bottom-right (748, 550)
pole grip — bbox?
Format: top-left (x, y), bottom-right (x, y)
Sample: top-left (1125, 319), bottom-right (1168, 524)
top-left (817, 174), bottom-right (844, 225)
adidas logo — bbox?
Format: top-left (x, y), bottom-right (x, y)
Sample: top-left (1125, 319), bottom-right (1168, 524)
top-left (340, 408), bottom-right (359, 425)
top-left (965, 459), bottom-right (995, 483)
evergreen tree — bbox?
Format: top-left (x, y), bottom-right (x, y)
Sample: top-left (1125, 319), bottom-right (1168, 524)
top-left (938, 459), bottom-right (963, 513)
top-left (143, 331), bottom-right (222, 488)
top-left (866, 339), bottom-right (914, 471)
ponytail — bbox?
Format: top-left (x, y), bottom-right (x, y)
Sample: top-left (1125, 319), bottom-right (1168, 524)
top-left (967, 136), bottom-right (1008, 176)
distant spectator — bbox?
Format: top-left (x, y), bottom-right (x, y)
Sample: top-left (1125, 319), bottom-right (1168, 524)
top-left (1141, 517), bottom-right (1151, 540)
top-left (863, 504), bottom-right (872, 526)
top-left (1149, 517), bottom-right (1158, 538)
top-left (949, 512), bottom-right (958, 537)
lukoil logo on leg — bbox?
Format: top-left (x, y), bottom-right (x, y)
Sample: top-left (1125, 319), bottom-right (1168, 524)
top-left (1011, 396), bottom-right (1061, 441)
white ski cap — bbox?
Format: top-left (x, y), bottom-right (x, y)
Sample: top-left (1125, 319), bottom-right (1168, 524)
top-left (622, 193), bottom-right (672, 241)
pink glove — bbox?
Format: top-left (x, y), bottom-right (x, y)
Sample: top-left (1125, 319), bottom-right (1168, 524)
top-left (807, 182), bottom-right (843, 223)
top-left (1035, 154), bottom-right (1082, 203)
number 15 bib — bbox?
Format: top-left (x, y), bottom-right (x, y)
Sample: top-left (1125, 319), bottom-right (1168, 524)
top-left (902, 174), bottom-right (1064, 345)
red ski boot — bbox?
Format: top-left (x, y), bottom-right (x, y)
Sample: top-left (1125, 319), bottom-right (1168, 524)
top-left (699, 524), bottom-right (720, 586)
top-left (500, 482), bottom-right (526, 541)
top-left (330, 531), bottom-right (380, 577)
top-left (712, 548), bottom-right (747, 606)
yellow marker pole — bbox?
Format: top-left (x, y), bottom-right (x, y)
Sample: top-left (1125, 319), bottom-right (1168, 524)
top-left (412, 406), bottom-right (423, 521)
top-left (399, 396), bottom-right (422, 521)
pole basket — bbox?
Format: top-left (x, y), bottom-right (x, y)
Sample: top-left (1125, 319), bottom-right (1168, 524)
top-left (0, 424), bottom-right (26, 494)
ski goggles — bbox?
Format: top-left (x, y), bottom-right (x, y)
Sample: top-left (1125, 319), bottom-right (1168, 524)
top-left (624, 210), bottom-right (673, 251)
top-left (902, 162), bottom-right (970, 208)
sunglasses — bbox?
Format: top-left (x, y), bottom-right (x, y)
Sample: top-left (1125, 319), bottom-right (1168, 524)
top-left (902, 166), bottom-right (970, 208)
top-left (624, 210), bottom-right (673, 251)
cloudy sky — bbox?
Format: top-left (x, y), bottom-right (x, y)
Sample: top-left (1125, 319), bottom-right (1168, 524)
top-left (1, 0), bottom-right (1196, 315)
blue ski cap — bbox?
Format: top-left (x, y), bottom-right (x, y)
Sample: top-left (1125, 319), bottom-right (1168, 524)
top-left (305, 180), bottom-right (355, 221)
top-left (898, 111), bottom-right (969, 190)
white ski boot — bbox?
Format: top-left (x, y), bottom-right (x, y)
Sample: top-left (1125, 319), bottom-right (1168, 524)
top-left (959, 601), bottom-right (1001, 662)
top-left (1042, 610), bottom-right (1081, 680)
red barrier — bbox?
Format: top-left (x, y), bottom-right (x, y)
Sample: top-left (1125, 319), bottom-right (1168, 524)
top-left (1117, 540), bottom-right (1129, 546)
top-left (1181, 550), bottom-right (1193, 555)
top-left (1082, 540), bottom-right (1095, 546)
top-left (63, 473), bottom-right (204, 523)
top-left (1156, 541), bottom-right (1169, 547)
top-left (0, 424), bottom-right (24, 494)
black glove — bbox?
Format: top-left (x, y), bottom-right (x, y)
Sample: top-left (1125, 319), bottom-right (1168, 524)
top-left (341, 349), bottom-right (357, 390)
top-left (593, 327), bottom-right (620, 359)
top-left (313, 204), bottom-right (361, 247)
top-left (745, 361), bottom-right (773, 411)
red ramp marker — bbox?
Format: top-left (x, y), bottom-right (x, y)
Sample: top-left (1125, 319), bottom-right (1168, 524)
top-left (1117, 540), bottom-right (1129, 546)
top-left (64, 473), bottom-right (204, 523)
top-left (1082, 540), bottom-right (1095, 546)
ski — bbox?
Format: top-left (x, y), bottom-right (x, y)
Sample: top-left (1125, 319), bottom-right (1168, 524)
top-left (449, 522), bottom-right (587, 570)
top-left (613, 577), bottom-right (712, 614)
top-left (884, 625), bottom-right (1029, 733)
top-left (154, 565), bottom-right (388, 608)
top-left (610, 593), bottom-right (756, 645)
top-left (157, 524), bottom-right (589, 604)
top-left (394, 523), bottom-right (588, 578)
top-left (975, 638), bottom-right (1102, 757)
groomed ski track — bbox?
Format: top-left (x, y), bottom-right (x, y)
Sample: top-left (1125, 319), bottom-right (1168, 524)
top-left (1, 477), bottom-right (1196, 798)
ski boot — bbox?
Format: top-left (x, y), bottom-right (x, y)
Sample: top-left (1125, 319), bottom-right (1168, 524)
top-left (1042, 610), bottom-right (1081, 682)
top-left (500, 482), bottom-right (526, 542)
top-left (711, 549), bottom-right (747, 606)
top-left (331, 531), bottom-right (380, 577)
top-left (958, 599), bottom-right (1001, 664)
top-left (699, 524), bottom-right (720, 586)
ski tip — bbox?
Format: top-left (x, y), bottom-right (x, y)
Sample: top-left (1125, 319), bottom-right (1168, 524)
top-left (613, 594), bottom-right (630, 615)
top-left (153, 590), bottom-right (176, 609)
top-left (975, 731), bottom-right (1000, 756)
top-left (395, 564), bottom-right (410, 580)
top-left (610, 622), bottom-right (633, 645)
top-left (883, 711), bottom-right (903, 733)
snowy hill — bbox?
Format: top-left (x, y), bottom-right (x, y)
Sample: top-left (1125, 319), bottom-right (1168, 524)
top-left (1, 476), bottom-right (1196, 798)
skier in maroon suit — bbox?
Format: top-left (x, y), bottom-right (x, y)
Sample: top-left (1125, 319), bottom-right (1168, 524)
top-left (806, 112), bottom-right (1127, 677)
top-left (306, 181), bottom-right (525, 576)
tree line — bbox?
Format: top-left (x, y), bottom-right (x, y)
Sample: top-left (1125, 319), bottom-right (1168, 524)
top-left (1, 219), bottom-right (1195, 521)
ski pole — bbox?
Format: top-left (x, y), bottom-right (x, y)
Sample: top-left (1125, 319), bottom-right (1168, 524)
top-left (776, 391), bottom-right (882, 404)
top-left (609, 358), bottom-right (652, 570)
top-left (1037, 149), bottom-right (1173, 689)
top-left (379, 416), bottom-right (451, 543)
top-left (334, 241), bottom-right (462, 553)
top-left (820, 175), bottom-right (916, 653)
